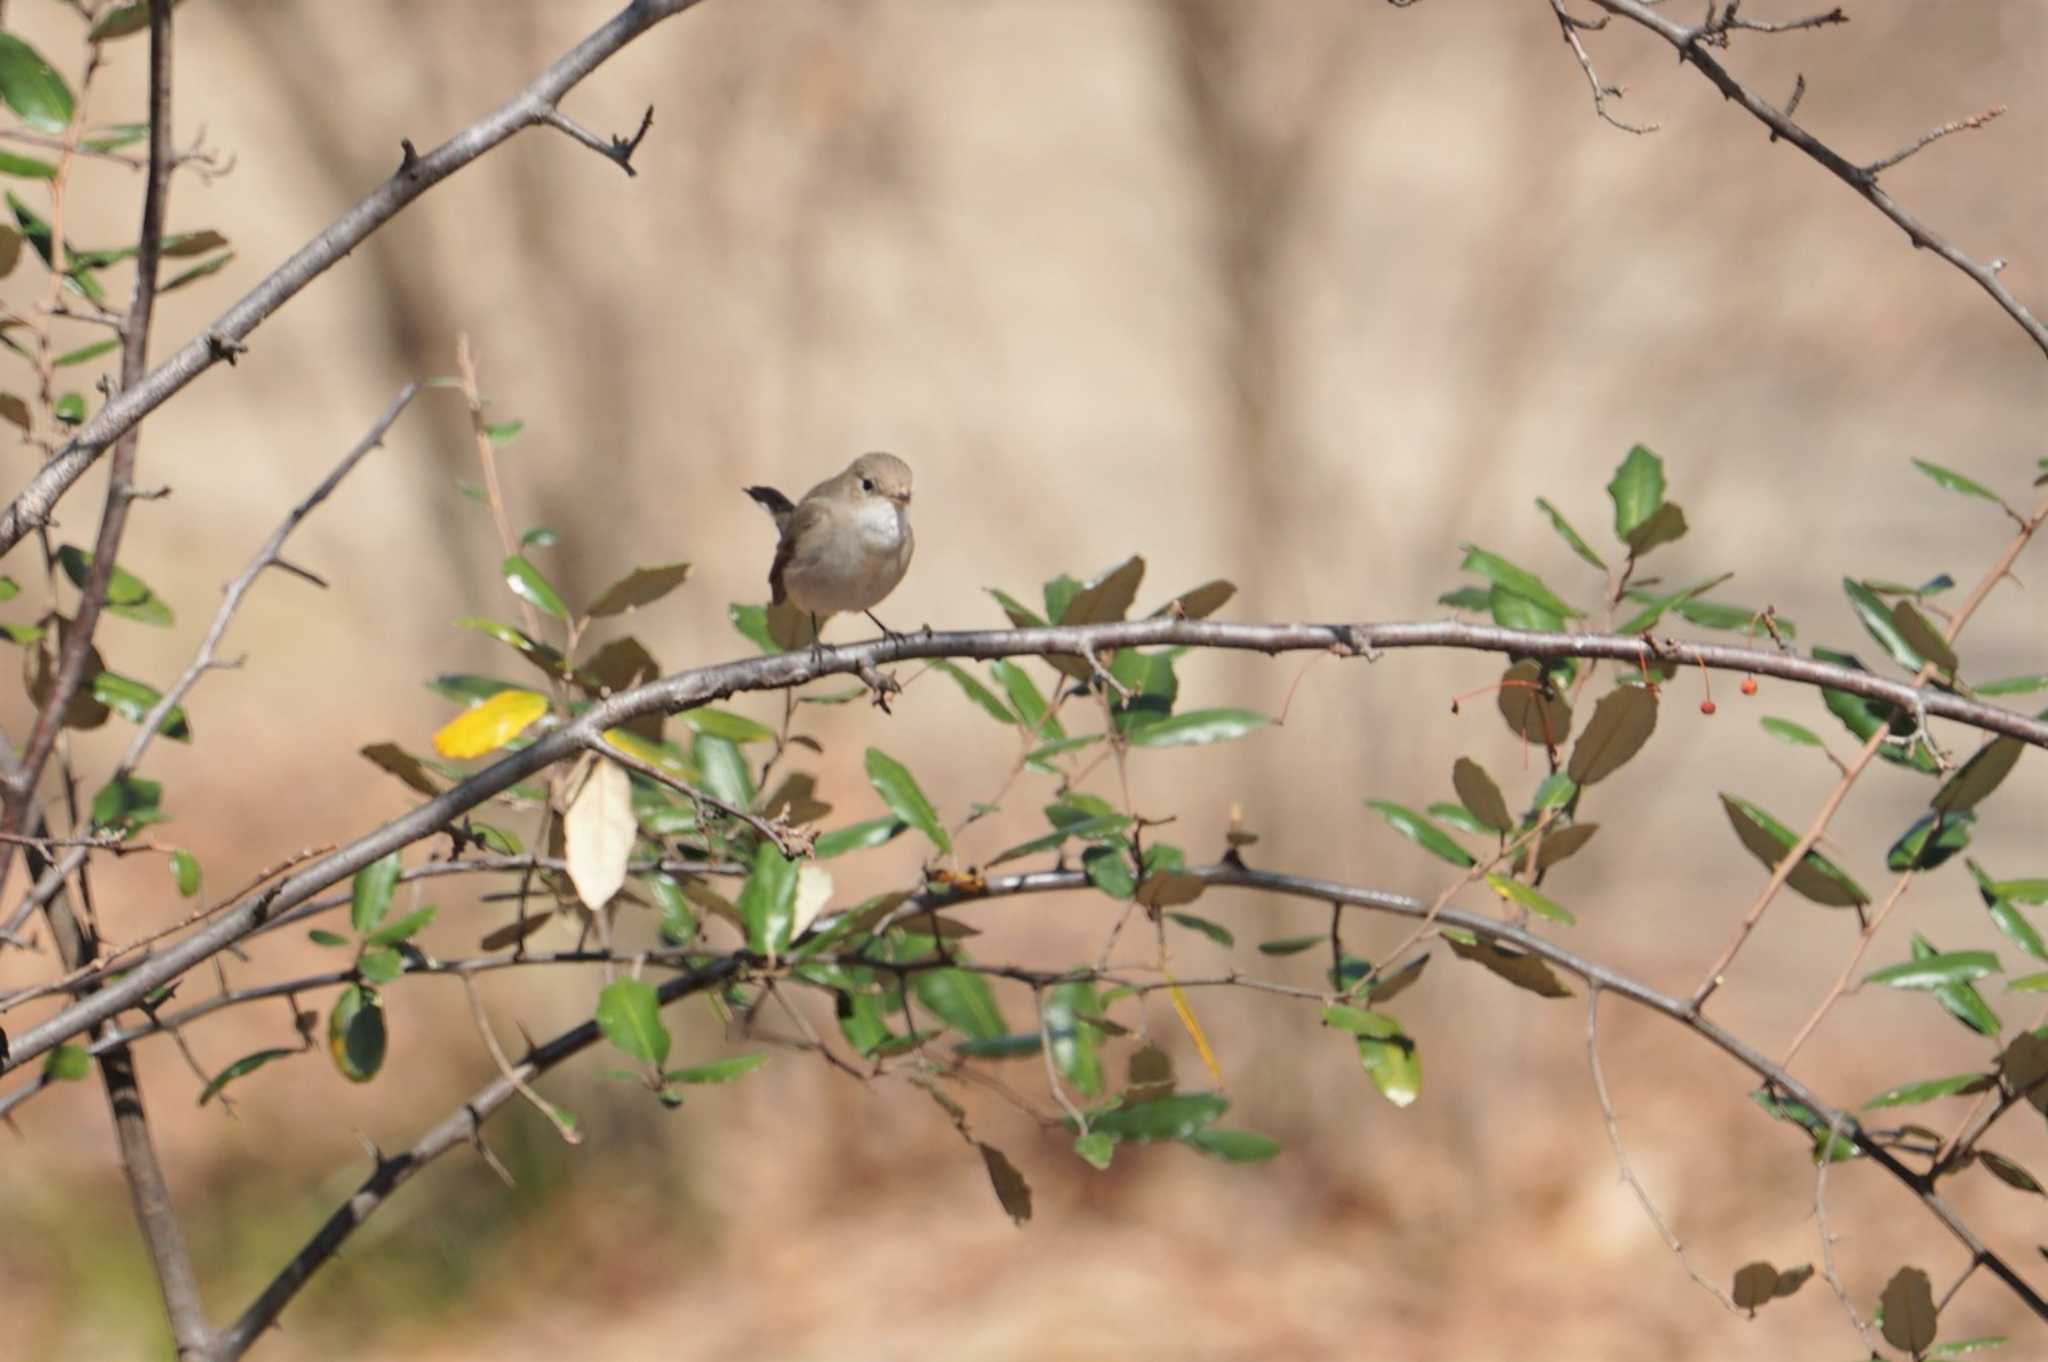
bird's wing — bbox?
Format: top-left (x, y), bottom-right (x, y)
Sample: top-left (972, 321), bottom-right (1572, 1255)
top-left (744, 484), bottom-right (796, 530)
top-left (768, 497), bottom-right (831, 605)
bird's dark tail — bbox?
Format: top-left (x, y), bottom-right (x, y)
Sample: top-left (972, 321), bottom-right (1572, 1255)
top-left (744, 485), bottom-right (796, 530)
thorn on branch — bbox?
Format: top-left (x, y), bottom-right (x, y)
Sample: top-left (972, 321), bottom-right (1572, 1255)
top-left (397, 139), bottom-right (420, 176)
top-left (206, 332), bottom-right (247, 365)
top-left (270, 558), bottom-right (329, 590)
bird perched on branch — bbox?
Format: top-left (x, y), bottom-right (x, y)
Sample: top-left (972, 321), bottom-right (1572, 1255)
top-left (745, 452), bottom-right (915, 645)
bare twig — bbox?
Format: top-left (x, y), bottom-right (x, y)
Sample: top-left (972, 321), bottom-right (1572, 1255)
top-left (1549, 0), bottom-right (1658, 134)
top-left (459, 973), bottom-right (581, 1144)
top-left (1570, 0), bottom-right (2046, 356)
top-left (0, 0), bottom-right (712, 558)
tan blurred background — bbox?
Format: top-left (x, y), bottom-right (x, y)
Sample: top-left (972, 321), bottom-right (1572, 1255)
top-left (0, 1), bottom-right (2043, 1358)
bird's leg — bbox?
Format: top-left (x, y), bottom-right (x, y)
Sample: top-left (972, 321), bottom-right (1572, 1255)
top-left (863, 609), bottom-right (904, 643)
top-left (808, 612), bottom-right (826, 668)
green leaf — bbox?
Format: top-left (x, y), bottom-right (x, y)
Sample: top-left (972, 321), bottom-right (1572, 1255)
top-left (1323, 1006), bottom-right (1421, 1107)
top-left (501, 554), bottom-right (568, 620)
top-left (864, 748), bottom-right (950, 855)
top-left (1977, 673), bottom-right (2048, 697)
top-left (1911, 457), bottom-right (2000, 503)
top-left (815, 816), bottom-right (906, 859)
top-left (53, 338), bottom-right (116, 367)
top-left (665, 1053), bottom-right (770, 1084)
top-left (1073, 1131), bottom-right (1116, 1170)
top-left (1567, 685), bottom-right (1657, 785)
top-left (426, 673), bottom-right (520, 707)
top-left (727, 602), bottom-right (779, 654)
top-left (366, 905), bottom-right (436, 947)
top-left (1760, 716), bottom-right (1824, 749)
top-left (953, 1034), bottom-right (1042, 1059)
top-left (43, 1042), bottom-right (90, 1080)
top-left (1083, 845), bottom-right (1135, 901)
top-left (1484, 873), bottom-right (1576, 926)
top-left (1426, 802), bottom-right (1491, 835)
top-left (1125, 707), bottom-right (1270, 748)
top-left (1867, 950), bottom-right (2000, 989)
top-left (1989, 878), bottom-right (2048, 906)
top-left (737, 842), bottom-right (800, 959)
top-left (986, 587), bottom-right (1046, 628)
top-left (691, 733), bottom-right (754, 811)
top-left (357, 945), bottom-right (404, 985)
top-left (1534, 497), bottom-right (1605, 570)
top-left (1843, 578), bottom-right (1928, 673)
top-left (1621, 501), bottom-right (1687, 557)
top-left (1934, 736), bottom-right (2023, 815)
top-left (197, 1047), bottom-right (297, 1106)
top-left (160, 251), bottom-right (233, 293)
top-left (1151, 579), bottom-right (1237, 620)
top-left (1810, 647), bottom-right (1937, 773)
top-left (0, 150), bottom-right (54, 180)
top-left (484, 419), bottom-right (522, 445)
top-left (1719, 793), bottom-right (1869, 908)
top-left (0, 33), bottom-right (75, 132)
top-left (89, 773), bottom-right (163, 832)
top-left (913, 966), bottom-right (1007, 1041)
top-left (1497, 658), bottom-right (1573, 748)
top-left (587, 562), bottom-right (690, 617)
top-left (1451, 757), bottom-right (1512, 833)
top-left (1364, 799), bottom-right (1474, 868)
top-left (1929, 1338), bottom-right (2009, 1357)
top-left (1616, 573), bottom-right (1730, 636)
top-left (1165, 911), bottom-right (1233, 947)
top-left (1437, 585), bottom-right (1492, 612)
top-left (1059, 554), bottom-right (1145, 625)
top-left (1445, 934), bottom-right (1573, 998)
top-left (1186, 1127), bottom-right (1280, 1163)
top-left (595, 977), bottom-right (670, 1067)
top-left (1887, 811), bottom-right (1973, 872)
top-left (1606, 444), bottom-right (1665, 540)
top-left (455, 616), bottom-right (580, 682)
top-left (89, 1), bottom-right (189, 41)
top-left (55, 545), bottom-right (173, 626)
top-left (327, 984), bottom-right (386, 1083)
top-left (1045, 982), bottom-right (1105, 1097)
top-left (1879, 1266), bottom-right (1937, 1355)
top-left (50, 391), bottom-right (82, 425)
top-left (349, 852), bottom-right (401, 935)
top-left (676, 706), bottom-right (776, 745)
top-left (990, 660), bottom-right (1060, 738)
top-left (1085, 1093), bottom-right (1228, 1142)
top-left (169, 848), bottom-right (200, 897)
top-left (307, 929), bottom-right (349, 948)
top-left (1257, 934), bottom-right (1323, 956)
top-left (931, 660), bottom-right (1016, 724)
top-left (1457, 545), bottom-right (1582, 618)
top-left (1670, 596), bottom-right (1792, 638)
top-left (1863, 1072), bottom-right (1994, 1109)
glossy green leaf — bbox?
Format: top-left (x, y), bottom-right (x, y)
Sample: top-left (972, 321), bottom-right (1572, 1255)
top-left (913, 966), bottom-right (1007, 1041)
top-left (1426, 802), bottom-right (1491, 835)
top-left (53, 338), bottom-right (116, 366)
top-left (727, 602), bottom-right (778, 653)
top-left (1617, 573), bottom-right (1729, 636)
top-left (1863, 1072), bottom-right (1994, 1109)
top-left (1085, 1093), bottom-right (1227, 1142)
top-left (1866, 950), bottom-right (2001, 989)
top-left (1186, 1127), bottom-right (1280, 1163)
top-left (587, 562), bottom-right (690, 617)
top-left (1887, 811), bottom-right (1973, 872)
top-left (1438, 585), bottom-right (1491, 612)
top-left (1257, 934), bottom-right (1323, 956)
top-left (455, 616), bottom-right (579, 681)
top-left (197, 1047), bottom-right (296, 1106)
top-left (691, 733), bottom-right (754, 811)
top-left (1073, 1131), bottom-right (1116, 1170)
top-left (366, 905), bottom-right (436, 947)
top-left (814, 816), bottom-right (905, 859)
top-left (55, 545), bottom-right (173, 626)
top-left (986, 587), bottom-right (1046, 628)
top-left (1458, 545), bottom-right (1581, 618)
top-left (160, 251), bottom-right (233, 293)
top-left (1324, 1005), bottom-right (1421, 1107)
top-left (595, 977), bottom-right (670, 1066)
top-left (676, 706), bottom-right (776, 745)
top-left (1364, 799), bottom-right (1474, 867)
top-left (953, 1034), bottom-right (1042, 1059)
top-left (1986, 899), bottom-right (2046, 962)
top-left (1911, 457), bottom-right (1999, 503)
top-left (1670, 596), bottom-right (1792, 638)
top-left (327, 984), bottom-right (386, 1083)
top-left (1605, 444), bottom-right (1664, 539)
top-left (51, 391), bottom-right (82, 425)
top-left (1534, 496), bottom-right (1605, 570)
top-left (1719, 793), bottom-right (1869, 907)
top-left (1125, 707), bottom-right (1269, 748)
top-left (0, 34), bottom-right (74, 132)
top-left (1164, 911), bottom-right (1232, 946)
top-left (1445, 934), bottom-right (1572, 998)
top-left (89, 773), bottom-right (162, 832)
top-left (349, 852), bottom-right (401, 935)
top-left (1082, 845), bottom-right (1135, 901)
top-left (1843, 578), bottom-right (1928, 673)
top-left (501, 554), bottom-right (568, 620)
top-left (1810, 647), bottom-right (1937, 773)
top-left (89, 1), bottom-right (190, 41)
top-left (1988, 877), bottom-right (2048, 905)
top-left (1530, 772), bottom-right (1577, 812)
top-left (737, 842), bottom-right (799, 959)
top-left (1621, 501), bottom-right (1687, 556)
top-left (865, 747), bottom-right (949, 854)
top-left (426, 673), bottom-right (519, 707)
top-left (356, 945), bottom-right (403, 985)
top-left (1760, 716), bottom-right (1824, 748)
top-left (307, 929), bottom-right (348, 948)
top-left (1934, 736), bottom-right (2022, 815)
top-left (0, 150), bottom-right (54, 180)
top-left (1978, 673), bottom-right (2048, 697)
top-left (932, 660), bottom-right (1017, 724)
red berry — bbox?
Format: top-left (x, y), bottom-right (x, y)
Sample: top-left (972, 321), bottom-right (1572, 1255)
top-left (1699, 698), bottom-right (1717, 715)
top-left (1740, 676), bottom-right (1758, 696)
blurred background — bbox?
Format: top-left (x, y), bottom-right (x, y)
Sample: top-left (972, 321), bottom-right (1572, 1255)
top-left (0, 2), bottom-right (2043, 1358)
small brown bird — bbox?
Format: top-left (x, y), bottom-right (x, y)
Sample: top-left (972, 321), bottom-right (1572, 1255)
top-left (745, 452), bottom-right (915, 641)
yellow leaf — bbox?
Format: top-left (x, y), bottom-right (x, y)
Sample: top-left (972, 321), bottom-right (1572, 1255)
top-left (432, 688), bottom-right (548, 759)
top-left (1164, 971), bottom-right (1225, 1090)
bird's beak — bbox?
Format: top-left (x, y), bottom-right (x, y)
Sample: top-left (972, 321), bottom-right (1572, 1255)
top-left (892, 491), bottom-right (913, 508)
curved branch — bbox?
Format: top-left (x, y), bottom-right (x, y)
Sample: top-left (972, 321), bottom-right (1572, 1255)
top-left (1583, 0), bottom-right (2046, 358)
top-left (4, 614), bottom-right (2045, 1078)
top-left (0, 0), bottom-right (710, 559)
top-left (216, 860), bottom-right (2043, 1351)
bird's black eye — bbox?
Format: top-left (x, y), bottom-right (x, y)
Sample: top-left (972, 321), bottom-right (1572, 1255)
top-left (859, 477), bottom-right (875, 492)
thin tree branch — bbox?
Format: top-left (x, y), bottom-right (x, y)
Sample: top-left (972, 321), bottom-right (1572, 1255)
top-left (0, 0), bottom-right (712, 559)
top-left (6, 611), bottom-right (2048, 1078)
top-left (1576, 0), bottom-right (2046, 357)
